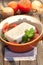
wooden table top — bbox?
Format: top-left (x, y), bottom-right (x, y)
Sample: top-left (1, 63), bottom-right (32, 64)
top-left (0, 0), bottom-right (43, 65)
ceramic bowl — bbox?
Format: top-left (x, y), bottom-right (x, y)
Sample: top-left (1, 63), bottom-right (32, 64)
top-left (0, 15), bottom-right (43, 52)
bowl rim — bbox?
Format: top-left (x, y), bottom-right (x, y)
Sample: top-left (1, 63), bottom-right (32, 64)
top-left (0, 15), bottom-right (43, 46)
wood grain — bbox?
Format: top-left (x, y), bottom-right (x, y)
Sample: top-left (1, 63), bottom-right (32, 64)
top-left (0, 42), bottom-right (3, 65)
top-left (20, 60), bottom-right (37, 65)
top-left (4, 61), bottom-right (19, 65)
top-left (37, 41), bottom-right (43, 65)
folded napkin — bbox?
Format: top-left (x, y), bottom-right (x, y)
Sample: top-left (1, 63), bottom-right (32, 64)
top-left (4, 47), bottom-right (37, 61)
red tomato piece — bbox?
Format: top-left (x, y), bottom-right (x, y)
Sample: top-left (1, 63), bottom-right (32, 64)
top-left (8, 1), bottom-right (18, 12)
top-left (32, 33), bottom-right (39, 40)
top-left (35, 27), bottom-right (39, 33)
top-left (2, 23), bottom-right (9, 33)
top-left (10, 23), bottom-right (17, 28)
top-left (18, 0), bottom-right (32, 13)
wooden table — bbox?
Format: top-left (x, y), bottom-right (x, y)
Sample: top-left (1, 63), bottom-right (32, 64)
top-left (0, 0), bottom-right (43, 65)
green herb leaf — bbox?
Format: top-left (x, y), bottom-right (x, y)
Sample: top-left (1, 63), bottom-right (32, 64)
top-left (21, 28), bottom-right (35, 43)
top-left (1, 33), bottom-right (8, 41)
top-left (22, 35), bottom-right (28, 43)
top-left (25, 28), bottom-right (35, 38)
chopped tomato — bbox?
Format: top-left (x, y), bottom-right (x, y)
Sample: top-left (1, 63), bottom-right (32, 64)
top-left (35, 27), bottom-right (39, 33)
top-left (8, 1), bottom-right (18, 12)
top-left (32, 33), bottom-right (39, 40)
top-left (9, 23), bottom-right (17, 28)
top-left (18, 0), bottom-right (32, 13)
top-left (2, 23), bottom-right (17, 33)
top-left (2, 23), bottom-right (9, 33)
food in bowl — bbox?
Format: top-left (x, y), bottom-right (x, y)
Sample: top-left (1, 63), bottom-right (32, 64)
top-left (1, 22), bottom-right (39, 44)
top-left (0, 15), bottom-right (43, 52)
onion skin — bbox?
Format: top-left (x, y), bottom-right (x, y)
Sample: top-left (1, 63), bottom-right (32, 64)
top-left (32, 1), bottom-right (42, 10)
top-left (1, 7), bottom-right (14, 18)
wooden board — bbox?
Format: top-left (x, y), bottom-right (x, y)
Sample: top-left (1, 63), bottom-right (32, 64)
top-left (4, 61), bottom-right (19, 65)
top-left (37, 41), bottom-right (43, 65)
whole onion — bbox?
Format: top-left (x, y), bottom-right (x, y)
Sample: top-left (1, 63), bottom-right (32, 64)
top-left (1, 7), bottom-right (14, 18)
